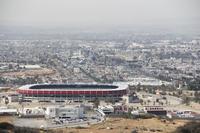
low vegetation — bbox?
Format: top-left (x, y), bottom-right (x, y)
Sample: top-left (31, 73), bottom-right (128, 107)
top-left (174, 121), bottom-right (200, 133)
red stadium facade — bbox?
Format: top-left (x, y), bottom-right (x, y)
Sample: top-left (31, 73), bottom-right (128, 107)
top-left (17, 83), bottom-right (128, 101)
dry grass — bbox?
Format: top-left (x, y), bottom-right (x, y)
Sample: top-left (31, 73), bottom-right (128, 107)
top-left (0, 116), bottom-right (188, 133)
top-left (0, 116), bottom-right (14, 123)
top-left (51, 118), bottom-right (188, 133)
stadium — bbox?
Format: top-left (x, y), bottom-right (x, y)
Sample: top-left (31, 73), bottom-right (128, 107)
top-left (17, 83), bottom-right (128, 102)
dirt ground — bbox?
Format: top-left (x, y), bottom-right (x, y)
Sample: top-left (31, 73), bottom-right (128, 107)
top-left (0, 116), bottom-right (14, 123)
top-left (50, 117), bottom-right (188, 133)
top-left (0, 116), bottom-right (188, 133)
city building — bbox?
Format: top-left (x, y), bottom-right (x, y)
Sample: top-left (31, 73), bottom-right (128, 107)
top-left (45, 106), bottom-right (84, 119)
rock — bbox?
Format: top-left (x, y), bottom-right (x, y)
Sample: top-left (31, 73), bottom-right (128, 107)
top-left (149, 129), bottom-right (156, 132)
top-left (124, 126), bottom-right (128, 129)
top-left (131, 128), bottom-right (138, 133)
top-left (161, 119), bottom-right (166, 123)
top-left (106, 127), bottom-right (110, 130)
top-left (141, 127), bottom-right (148, 131)
top-left (156, 129), bottom-right (163, 132)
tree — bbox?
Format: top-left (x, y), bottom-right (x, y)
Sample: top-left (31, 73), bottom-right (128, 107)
top-left (194, 91), bottom-right (200, 103)
top-left (5, 97), bottom-right (9, 105)
top-left (177, 90), bottom-right (183, 96)
top-left (147, 100), bottom-right (151, 105)
top-left (8, 64), bottom-right (13, 69)
top-left (139, 99), bottom-right (144, 105)
top-left (182, 96), bottom-right (190, 106)
top-left (0, 77), bottom-right (6, 84)
top-left (93, 98), bottom-right (100, 108)
top-left (136, 83), bottom-right (141, 92)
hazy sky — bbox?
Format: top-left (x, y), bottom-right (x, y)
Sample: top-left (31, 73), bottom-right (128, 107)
top-left (0, 0), bottom-right (199, 28)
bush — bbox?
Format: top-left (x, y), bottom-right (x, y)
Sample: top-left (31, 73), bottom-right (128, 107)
top-left (174, 121), bottom-right (200, 133)
top-left (14, 127), bottom-right (40, 133)
top-left (0, 122), bottom-right (14, 130)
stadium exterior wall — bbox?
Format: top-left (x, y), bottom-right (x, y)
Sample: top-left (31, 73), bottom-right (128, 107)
top-left (17, 83), bottom-right (128, 101)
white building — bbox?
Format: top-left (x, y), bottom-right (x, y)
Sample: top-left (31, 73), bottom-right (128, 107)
top-left (98, 105), bottom-right (114, 114)
top-left (18, 107), bottom-right (45, 117)
top-left (45, 106), bottom-right (84, 119)
top-left (0, 107), bottom-right (17, 115)
top-left (19, 65), bottom-right (41, 70)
